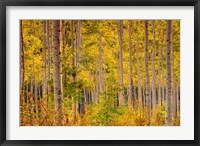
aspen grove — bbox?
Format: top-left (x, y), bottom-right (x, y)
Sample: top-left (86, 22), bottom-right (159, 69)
top-left (20, 20), bottom-right (180, 126)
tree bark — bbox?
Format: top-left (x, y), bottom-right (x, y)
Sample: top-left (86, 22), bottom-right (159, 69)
top-left (128, 20), bottom-right (133, 108)
top-left (158, 29), bottom-right (162, 105)
top-left (42, 20), bottom-right (47, 97)
top-left (76, 20), bottom-right (85, 115)
top-left (59, 20), bottom-right (63, 105)
top-left (20, 20), bottom-right (25, 105)
top-left (52, 20), bottom-right (63, 126)
top-left (176, 85), bottom-right (180, 114)
top-left (144, 20), bottom-right (150, 123)
top-left (71, 20), bottom-right (78, 122)
top-left (165, 20), bottom-right (172, 126)
top-left (118, 20), bottom-right (125, 106)
top-left (161, 31), bottom-right (165, 106)
top-left (62, 20), bottom-right (67, 87)
top-left (135, 22), bottom-right (142, 107)
top-left (30, 63), bottom-right (34, 125)
top-left (98, 31), bottom-right (103, 95)
top-left (34, 80), bottom-right (38, 120)
top-left (152, 20), bottom-right (157, 118)
top-left (47, 20), bottom-right (51, 94)
top-left (171, 24), bottom-right (177, 119)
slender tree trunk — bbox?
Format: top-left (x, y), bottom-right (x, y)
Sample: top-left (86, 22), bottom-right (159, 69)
top-left (158, 29), bottom-right (162, 105)
top-left (42, 20), bottom-right (47, 98)
top-left (118, 20), bottom-right (125, 106)
top-left (152, 20), bottom-right (157, 118)
top-left (95, 27), bottom-right (104, 104)
top-left (143, 86), bottom-right (146, 108)
top-left (34, 80), bottom-right (38, 120)
top-left (144, 20), bottom-right (150, 123)
top-left (91, 89), bottom-right (94, 103)
top-left (77, 20), bottom-right (82, 65)
top-left (92, 87), bottom-right (96, 103)
top-left (176, 85), bottom-right (180, 114)
top-left (30, 63), bottom-right (34, 125)
top-left (171, 24), bottom-right (176, 119)
top-left (24, 81), bottom-right (27, 104)
top-left (38, 83), bottom-right (41, 120)
top-left (20, 20), bottom-right (25, 106)
top-left (47, 20), bottom-right (51, 95)
top-left (61, 20), bottom-right (69, 123)
top-left (76, 20), bottom-right (84, 116)
top-left (52, 20), bottom-right (63, 126)
top-left (59, 20), bottom-right (64, 106)
top-left (99, 31), bottom-right (103, 95)
top-left (20, 20), bottom-right (25, 125)
top-left (84, 89), bottom-right (88, 104)
top-left (128, 20), bottom-right (133, 108)
top-left (136, 42), bottom-right (142, 106)
top-left (61, 20), bottom-right (66, 54)
top-left (95, 72), bottom-right (99, 104)
top-left (165, 20), bottom-right (172, 126)
top-left (62, 20), bottom-right (67, 87)
top-left (135, 22), bottom-right (142, 107)
top-left (71, 20), bottom-right (78, 122)
top-left (161, 31), bottom-right (165, 106)
top-left (158, 63), bottom-right (162, 105)
top-left (162, 66), bottom-right (165, 106)
top-left (134, 86), bottom-right (137, 104)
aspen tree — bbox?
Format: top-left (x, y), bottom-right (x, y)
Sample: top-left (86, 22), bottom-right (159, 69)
top-left (20, 20), bottom-right (25, 102)
top-left (135, 21), bottom-right (142, 107)
top-left (128, 20), bottom-right (133, 108)
top-left (52, 20), bottom-right (63, 126)
top-left (171, 23), bottom-right (177, 119)
top-left (42, 20), bottom-right (47, 97)
top-left (152, 20), bottom-right (157, 118)
top-left (118, 20), bottom-right (125, 106)
top-left (165, 20), bottom-right (172, 126)
top-left (144, 20), bottom-right (150, 123)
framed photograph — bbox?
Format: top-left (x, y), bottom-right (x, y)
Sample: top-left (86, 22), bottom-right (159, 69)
top-left (0, 0), bottom-right (199, 145)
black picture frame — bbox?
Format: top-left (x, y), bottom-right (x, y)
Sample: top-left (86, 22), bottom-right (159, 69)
top-left (0, 0), bottom-right (199, 145)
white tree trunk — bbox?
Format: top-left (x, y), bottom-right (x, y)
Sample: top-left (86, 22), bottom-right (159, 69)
top-left (52, 20), bottom-right (63, 126)
top-left (152, 20), bottom-right (157, 118)
top-left (165, 20), bottom-right (172, 126)
top-left (118, 20), bottom-right (125, 106)
top-left (144, 20), bottom-right (150, 123)
top-left (128, 20), bottom-right (133, 108)
top-left (171, 24), bottom-right (177, 119)
top-left (42, 20), bottom-right (47, 97)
